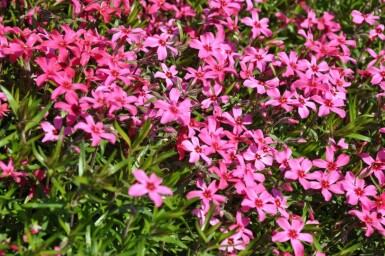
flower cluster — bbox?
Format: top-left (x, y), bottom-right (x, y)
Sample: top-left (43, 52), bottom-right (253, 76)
top-left (1, 0), bottom-right (385, 255)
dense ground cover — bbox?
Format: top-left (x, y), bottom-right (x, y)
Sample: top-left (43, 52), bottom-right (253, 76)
top-left (1, 0), bottom-right (385, 255)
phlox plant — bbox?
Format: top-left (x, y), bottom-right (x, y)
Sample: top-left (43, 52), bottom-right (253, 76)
top-left (1, 0), bottom-right (385, 255)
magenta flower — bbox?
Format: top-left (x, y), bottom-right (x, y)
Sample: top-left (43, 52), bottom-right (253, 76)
top-left (241, 190), bottom-right (276, 221)
top-left (369, 24), bottom-right (385, 40)
top-left (243, 144), bottom-right (273, 171)
top-left (342, 172), bottom-right (377, 208)
top-left (201, 83), bottom-right (229, 109)
top-left (241, 9), bottom-right (272, 39)
top-left (360, 149), bottom-right (385, 184)
top-left (312, 92), bottom-right (346, 118)
top-left (74, 114), bottom-right (116, 147)
top-left (182, 136), bottom-right (214, 165)
top-left (41, 116), bottom-right (73, 142)
top-left (51, 70), bottom-right (88, 100)
top-left (367, 64), bottom-right (385, 85)
top-left (222, 107), bottom-right (252, 135)
top-left (219, 233), bottom-right (246, 252)
top-left (186, 179), bottom-right (226, 208)
top-left (0, 159), bottom-right (27, 183)
top-left (349, 208), bottom-right (385, 237)
top-left (272, 217), bottom-right (314, 256)
top-left (189, 26), bottom-right (224, 58)
top-left (153, 88), bottom-right (192, 126)
top-left (297, 55), bottom-right (329, 78)
top-left (184, 66), bottom-right (216, 85)
top-left (310, 171), bottom-right (344, 201)
top-left (312, 146), bottom-right (350, 172)
top-left (277, 51), bottom-right (299, 77)
top-left (34, 56), bottom-right (62, 87)
top-left (265, 89), bottom-right (295, 112)
top-left (351, 10), bottom-right (379, 25)
top-left (300, 10), bottom-right (317, 29)
top-left (286, 158), bottom-right (315, 190)
top-left (229, 211), bottom-right (254, 244)
top-left (329, 138), bottom-right (349, 151)
top-left (154, 63), bottom-right (179, 89)
top-left (143, 34), bottom-right (178, 60)
top-left (292, 93), bottom-right (316, 119)
top-left (242, 47), bottom-right (274, 72)
top-left (128, 170), bottom-right (173, 207)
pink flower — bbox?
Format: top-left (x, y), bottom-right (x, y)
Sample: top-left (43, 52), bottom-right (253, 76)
top-left (184, 66), bottom-right (216, 85)
top-left (154, 63), bottom-right (180, 89)
top-left (241, 190), bottom-right (276, 221)
top-left (241, 9), bottom-right (272, 39)
top-left (300, 10), bottom-right (317, 29)
top-left (51, 70), bottom-right (88, 100)
top-left (297, 55), bottom-right (329, 78)
top-left (222, 107), bottom-right (252, 135)
top-left (128, 170), bottom-right (173, 207)
top-left (229, 211), bottom-right (254, 244)
top-left (286, 158), bottom-right (315, 190)
top-left (153, 88), bottom-right (192, 126)
top-left (243, 144), bottom-right (273, 171)
top-left (369, 24), bottom-right (385, 40)
top-left (201, 82), bottom-right (229, 109)
top-left (0, 102), bottom-right (10, 119)
top-left (342, 172), bottom-right (377, 208)
top-left (310, 171), bottom-right (344, 201)
top-left (351, 10), bottom-right (379, 25)
top-left (265, 89), bottom-right (295, 112)
top-left (0, 159), bottom-right (27, 183)
top-left (292, 93), bottom-right (316, 119)
top-left (242, 47), bottom-right (274, 72)
top-left (74, 114), bottom-right (116, 147)
top-left (367, 64), bottom-right (385, 85)
top-left (182, 136), bottom-right (214, 165)
top-left (189, 26), bottom-right (224, 58)
top-left (41, 116), bottom-right (73, 142)
top-left (143, 34), bottom-right (178, 60)
top-left (329, 138), bottom-right (348, 151)
top-left (219, 233), bottom-right (246, 252)
top-left (360, 149), bottom-right (385, 184)
top-left (312, 92), bottom-right (346, 118)
top-left (34, 57), bottom-right (62, 87)
top-left (277, 51), bottom-right (299, 77)
top-left (349, 208), bottom-right (385, 237)
top-left (186, 179), bottom-right (226, 208)
top-left (272, 217), bottom-right (314, 256)
top-left (312, 146), bottom-right (350, 172)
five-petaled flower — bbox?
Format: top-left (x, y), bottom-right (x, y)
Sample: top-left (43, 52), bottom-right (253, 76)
top-left (74, 114), bottom-right (116, 147)
top-left (128, 169), bottom-right (173, 207)
top-left (272, 217), bottom-right (314, 256)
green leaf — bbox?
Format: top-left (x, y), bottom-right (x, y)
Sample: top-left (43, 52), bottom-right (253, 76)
top-left (58, 216), bottom-right (70, 235)
top-left (153, 151), bottom-right (177, 165)
top-left (49, 126), bottom-right (65, 167)
top-left (333, 242), bottom-right (362, 256)
top-left (79, 140), bottom-right (85, 176)
top-left (201, 202), bottom-right (215, 232)
top-left (109, 157), bottom-right (130, 176)
top-left (32, 143), bottom-right (48, 168)
top-left (345, 133), bottom-right (371, 142)
top-left (24, 101), bottom-right (53, 132)
top-left (51, 177), bottom-right (66, 196)
top-left (0, 85), bottom-right (19, 117)
top-left (114, 119), bottom-right (131, 148)
top-left (132, 119), bottom-right (151, 151)
top-left (22, 202), bottom-right (65, 209)
top-left (312, 234), bottom-right (323, 252)
top-left (0, 131), bottom-right (17, 148)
